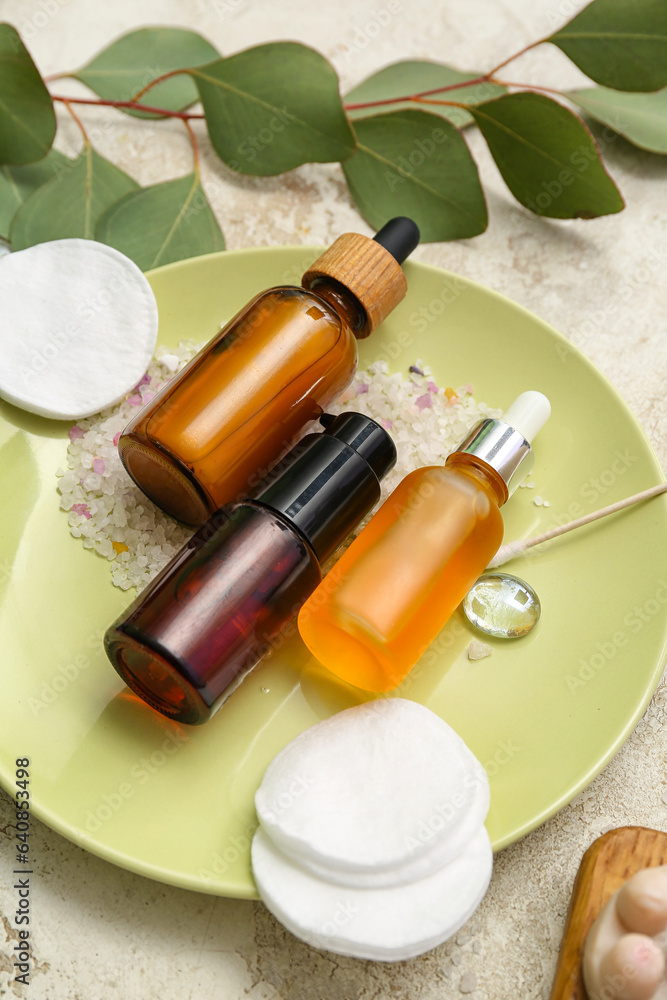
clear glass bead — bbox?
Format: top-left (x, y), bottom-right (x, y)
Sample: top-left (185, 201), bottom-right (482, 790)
top-left (462, 573), bottom-right (541, 639)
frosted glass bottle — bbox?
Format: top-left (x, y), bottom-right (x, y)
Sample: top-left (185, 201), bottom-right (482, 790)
top-left (298, 392), bottom-right (551, 691)
top-left (298, 458), bottom-right (506, 692)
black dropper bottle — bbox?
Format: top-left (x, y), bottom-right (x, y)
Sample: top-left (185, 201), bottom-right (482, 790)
top-left (105, 412), bottom-right (397, 725)
top-left (118, 219), bottom-right (419, 527)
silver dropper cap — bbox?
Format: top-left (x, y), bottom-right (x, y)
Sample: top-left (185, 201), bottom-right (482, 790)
top-left (452, 391), bottom-right (551, 497)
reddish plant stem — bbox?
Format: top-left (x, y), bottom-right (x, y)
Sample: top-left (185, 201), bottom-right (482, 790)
top-left (51, 94), bottom-right (205, 119)
top-left (342, 38), bottom-right (548, 112)
top-left (485, 38), bottom-right (545, 76)
top-left (409, 98), bottom-right (470, 109)
top-left (129, 68), bottom-right (188, 104)
top-left (491, 78), bottom-right (566, 97)
top-left (343, 73), bottom-right (492, 111)
top-left (410, 80), bottom-right (565, 110)
top-left (183, 118), bottom-right (200, 172)
top-left (47, 54), bottom-right (563, 125)
top-left (344, 75), bottom-right (564, 113)
top-left (62, 99), bottom-right (90, 142)
top-left (46, 36), bottom-right (551, 121)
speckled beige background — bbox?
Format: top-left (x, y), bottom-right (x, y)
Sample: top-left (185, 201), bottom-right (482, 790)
top-left (0, 1), bottom-right (666, 997)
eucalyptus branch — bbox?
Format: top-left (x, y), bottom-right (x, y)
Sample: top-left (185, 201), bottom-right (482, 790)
top-left (1, 3), bottom-right (664, 265)
top-left (45, 33), bottom-right (556, 118)
top-left (48, 83), bottom-right (570, 122)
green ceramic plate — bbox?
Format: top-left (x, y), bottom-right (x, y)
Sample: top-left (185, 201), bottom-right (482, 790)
top-left (1, 247), bottom-right (666, 900)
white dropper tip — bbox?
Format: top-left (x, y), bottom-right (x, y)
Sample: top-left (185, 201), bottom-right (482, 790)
top-left (502, 391), bottom-right (551, 443)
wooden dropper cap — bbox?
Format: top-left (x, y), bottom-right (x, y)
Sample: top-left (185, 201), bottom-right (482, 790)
top-left (301, 217), bottom-right (420, 338)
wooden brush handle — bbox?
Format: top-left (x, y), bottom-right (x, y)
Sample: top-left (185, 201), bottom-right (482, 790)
top-left (550, 827), bottom-right (667, 1000)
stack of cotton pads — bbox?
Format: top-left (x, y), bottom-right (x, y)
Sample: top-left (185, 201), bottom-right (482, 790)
top-left (252, 698), bottom-right (493, 961)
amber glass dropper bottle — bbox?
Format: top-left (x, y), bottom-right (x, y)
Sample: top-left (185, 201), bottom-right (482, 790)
top-left (118, 218), bottom-right (419, 526)
top-left (298, 392), bottom-right (551, 693)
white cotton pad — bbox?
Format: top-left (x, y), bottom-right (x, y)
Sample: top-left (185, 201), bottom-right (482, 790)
top-left (255, 699), bottom-right (490, 888)
top-left (252, 824), bottom-right (493, 962)
top-left (0, 239), bottom-right (158, 420)
top-left (293, 753), bottom-right (489, 889)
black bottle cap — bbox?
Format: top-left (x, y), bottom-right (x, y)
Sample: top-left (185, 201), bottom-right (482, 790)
top-left (373, 217), bottom-right (421, 265)
top-left (318, 411), bottom-right (396, 482)
top-left (252, 412), bottom-right (397, 562)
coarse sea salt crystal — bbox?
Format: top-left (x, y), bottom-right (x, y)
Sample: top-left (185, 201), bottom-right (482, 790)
top-left (58, 348), bottom-right (501, 591)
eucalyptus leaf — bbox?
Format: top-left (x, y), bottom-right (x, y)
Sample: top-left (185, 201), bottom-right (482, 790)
top-left (568, 86), bottom-right (667, 153)
top-left (0, 23), bottom-right (56, 164)
top-left (11, 146), bottom-right (138, 249)
top-left (549, 0), bottom-right (667, 93)
top-left (470, 93), bottom-right (624, 219)
top-left (97, 172), bottom-right (225, 270)
top-left (345, 61), bottom-right (506, 128)
top-left (0, 149), bottom-right (70, 235)
top-left (341, 110), bottom-right (487, 241)
top-left (73, 27), bottom-right (220, 118)
top-left (190, 43), bottom-right (356, 176)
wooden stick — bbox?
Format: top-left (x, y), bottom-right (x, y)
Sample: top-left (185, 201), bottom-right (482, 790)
top-left (489, 482), bottom-right (667, 568)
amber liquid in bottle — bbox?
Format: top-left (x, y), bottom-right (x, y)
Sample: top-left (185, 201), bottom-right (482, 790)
top-left (119, 281), bottom-right (364, 526)
top-left (298, 454), bottom-right (506, 693)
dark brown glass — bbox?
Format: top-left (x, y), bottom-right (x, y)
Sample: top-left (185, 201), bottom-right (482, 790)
top-left (105, 503), bottom-right (321, 724)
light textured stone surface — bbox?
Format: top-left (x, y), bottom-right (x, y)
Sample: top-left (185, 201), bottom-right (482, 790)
top-left (1, 0), bottom-right (666, 997)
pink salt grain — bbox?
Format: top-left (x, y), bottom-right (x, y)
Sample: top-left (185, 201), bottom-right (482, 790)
top-left (69, 426), bottom-right (84, 441)
top-left (72, 503), bottom-right (92, 520)
top-left (134, 373), bottom-right (151, 389)
top-left (113, 432), bottom-right (121, 446)
top-left (415, 394), bottom-right (432, 410)
top-left (427, 381), bottom-right (438, 393)
top-left (92, 458), bottom-right (105, 475)
top-left (127, 394), bottom-right (143, 407)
